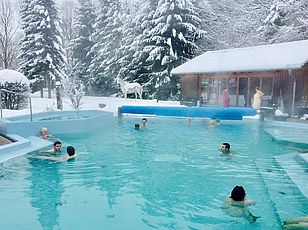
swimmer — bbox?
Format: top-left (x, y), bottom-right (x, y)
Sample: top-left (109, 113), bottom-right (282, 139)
top-left (223, 186), bottom-right (260, 223)
top-left (221, 143), bottom-right (231, 154)
top-left (135, 123), bottom-right (140, 130)
top-left (39, 141), bottom-right (62, 153)
top-left (34, 146), bottom-right (78, 162)
top-left (185, 118), bottom-right (192, 126)
top-left (280, 146), bottom-right (308, 153)
top-left (209, 118), bottom-right (220, 128)
top-left (283, 216), bottom-right (308, 229)
top-left (141, 118), bottom-right (147, 128)
top-left (40, 127), bottom-right (51, 139)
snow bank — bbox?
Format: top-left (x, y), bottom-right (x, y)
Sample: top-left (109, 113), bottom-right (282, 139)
top-left (2, 93), bottom-right (182, 119)
top-left (0, 69), bottom-right (30, 85)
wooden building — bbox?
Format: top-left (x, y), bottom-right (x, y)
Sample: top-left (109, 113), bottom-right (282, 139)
top-left (171, 40), bottom-right (308, 116)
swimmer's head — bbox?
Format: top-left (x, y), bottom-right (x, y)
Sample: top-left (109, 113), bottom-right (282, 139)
top-left (221, 143), bottom-right (230, 154)
top-left (141, 118), bottom-right (147, 127)
top-left (41, 127), bottom-right (48, 135)
top-left (230, 186), bottom-right (246, 201)
top-left (135, 123), bottom-right (140, 130)
top-left (209, 119), bottom-right (219, 127)
top-left (53, 141), bottom-right (62, 151)
top-left (67, 146), bottom-right (75, 156)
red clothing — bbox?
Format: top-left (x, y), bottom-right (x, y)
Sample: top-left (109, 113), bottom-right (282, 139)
top-left (222, 89), bottom-right (230, 107)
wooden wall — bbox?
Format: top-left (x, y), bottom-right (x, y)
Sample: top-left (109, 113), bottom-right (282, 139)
top-left (179, 66), bottom-right (308, 114)
top-left (180, 75), bottom-right (200, 102)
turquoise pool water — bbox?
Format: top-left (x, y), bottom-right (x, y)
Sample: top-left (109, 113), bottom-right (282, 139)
top-left (0, 118), bottom-right (307, 229)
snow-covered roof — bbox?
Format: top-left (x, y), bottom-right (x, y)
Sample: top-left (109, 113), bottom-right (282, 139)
top-left (0, 69), bottom-right (30, 85)
top-left (171, 40), bottom-right (308, 75)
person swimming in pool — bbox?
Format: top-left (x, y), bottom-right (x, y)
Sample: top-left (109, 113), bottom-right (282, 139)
top-left (40, 127), bottom-right (51, 139)
top-left (185, 118), bottom-right (192, 126)
top-left (222, 185), bottom-right (260, 223)
top-left (209, 118), bottom-right (220, 128)
top-left (280, 145), bottom-right (308, 153)
top-left (141, 118), bottom-right (147, 128)
top-left (221, 143), bottom-right (231, 154)
top-left (35, 146), bottom-right (77, 162)
top-left (39, 141), bottom-right (62, 153)
top-left (135, 123), bottom-right (140, 130)
top-left (282, 216), bottom-right (308, 229)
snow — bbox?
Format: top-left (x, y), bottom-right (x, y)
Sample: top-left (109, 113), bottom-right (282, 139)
top-left (1, 90), bottom-right (181, 119)
top-left (0, 69), bottom-right (30, 85)
top-left (171, 39), bottom-right (308, 75)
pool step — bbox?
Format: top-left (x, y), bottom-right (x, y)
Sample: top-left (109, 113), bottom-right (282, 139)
top-left (255, 158), bottom-right (308, 223)
top-left (295, 153), bottom-right (308, 166)
top-left (275, 152), bottom-right (308, 199)
top-left (264, 126), bottom-right (308, 147)
top-left (0, 135), bottom-right (51, 163)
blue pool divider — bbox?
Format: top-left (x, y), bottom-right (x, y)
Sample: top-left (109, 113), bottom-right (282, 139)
top-left (119, 106), bottom-right (256, 120)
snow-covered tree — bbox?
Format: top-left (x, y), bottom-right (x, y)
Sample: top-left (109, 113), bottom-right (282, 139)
top-left (0, 0), bottom-right (21, 69)
top-left (59, 0), bottom-right (77, 74)
top-left (89, 0), bottom-right (123, 95)
top-left (70, 0), bottom-right (96, 94)
top-left (19, 0), bottom-right (66, 98)
top-left (115, 1), bottom-right (151, 83)
top-left (137, 0), bottom-right (204, 99)
top-left (61, 75), bottom-right (84, 110)
top-left (258, 0), bottom-right (308, 43)
top-left (199, 0), bottom-right (269, 50)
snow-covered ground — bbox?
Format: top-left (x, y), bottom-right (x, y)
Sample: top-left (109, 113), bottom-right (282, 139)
top-left (2, 91), bottom-right (181, 119)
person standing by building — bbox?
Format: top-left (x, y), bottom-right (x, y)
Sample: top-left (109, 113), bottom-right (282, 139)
top-left (252, 87), bottom-right (264, 110)
top-left (222, 88), bottom-right (230, 107)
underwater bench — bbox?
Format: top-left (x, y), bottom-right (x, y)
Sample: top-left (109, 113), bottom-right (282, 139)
top-left (119, 106), bottom-right (256, 120)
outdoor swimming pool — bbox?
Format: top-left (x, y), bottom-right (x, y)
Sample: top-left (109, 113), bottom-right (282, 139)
top-left (0, 117), bottom-right (307, 229)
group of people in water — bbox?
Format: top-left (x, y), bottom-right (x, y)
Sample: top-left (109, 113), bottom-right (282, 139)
top-left (134, 118), bottom-right (148, 130)
top-left (34, 127), bottom-right (77, 162)
top-left (36, 122), bottom-right (307, 227)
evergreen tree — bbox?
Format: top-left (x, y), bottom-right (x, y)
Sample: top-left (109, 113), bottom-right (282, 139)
top-left (115, 1), bottom-right (152, 84)
top-left (259, 0), bottom-right (308, 43)
top-left (70, 0), bottom-right (96, 94)
top-left (19, 0), bottom-right (65, 98)
top-left (89, 0), bottom-right (123, 95)
top-left (138, 0), bottom-right (204, 99)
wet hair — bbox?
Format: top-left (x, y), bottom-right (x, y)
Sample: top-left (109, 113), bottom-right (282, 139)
top-left (142, 118), bottom-right (147, 122)
top-left (41, 127), bottom-right (48, 132)
top-left (135, 123), bottom-right (140, 129)
top-left (67, 146), bottom-right (75, 156)
top-left (222, 143), bottom-right (230, 150)
top-left (230, 186), bottom-right (246, 201)
top-left (54, 141), bottom-right (62, 146)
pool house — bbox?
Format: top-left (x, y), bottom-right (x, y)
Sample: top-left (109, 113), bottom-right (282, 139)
top-left (171, 39), bottom-right (308, 116)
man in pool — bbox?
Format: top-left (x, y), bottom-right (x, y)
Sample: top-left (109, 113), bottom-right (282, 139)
top-left (223, 185), bottom-right (260, 223)
top-left (135, 123), bottom-right (140, 130)
top-left (40, 127), bottom-right (51, 139)
top-left (209, 118), bottom-right (220, 128)
top-left (40, 141), bottom-right (62, 153)
top-left (35, 146), bottom-right (77, 162)
top-left (221, 143), bottom-right (231, 154)
top-left (141, 118), bottom-right (147, 128)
